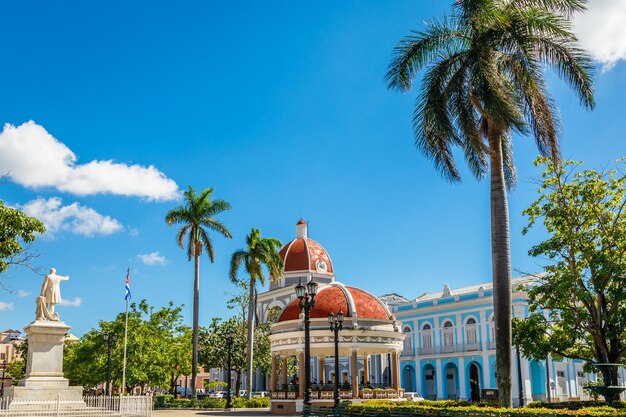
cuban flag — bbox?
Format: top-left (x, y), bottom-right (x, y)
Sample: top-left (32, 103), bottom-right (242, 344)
top-left (124, 268), bottom-right (132, 300)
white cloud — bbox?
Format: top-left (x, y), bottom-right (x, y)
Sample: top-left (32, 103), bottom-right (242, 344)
top-left (129, 227), bottom-right (140, 237)
top-left (18, 197), bottom-right (123, 237)
top-left (0, 301), bottom-right (13, 312)
top-left (0, 121), bottom-right (180, 201)
top-left (138, 252), bottom-right (168, 266)
top-left (61, 297), bottom-right (82, 307)
top-left (574, 0), bottom-right (626, 71)
top-left (17, 290), bottom-right (31, 298)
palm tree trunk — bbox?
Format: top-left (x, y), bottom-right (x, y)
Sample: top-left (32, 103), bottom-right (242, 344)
top-left (488, 124), bottom-right (513, 407)
top-left (246, 277), bottom-right (256, 399)
top-left (191, 253), bottom-right (200, 399)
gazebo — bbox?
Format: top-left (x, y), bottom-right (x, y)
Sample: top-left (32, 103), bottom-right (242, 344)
top-left (268, 281), bottom-right (405, 414)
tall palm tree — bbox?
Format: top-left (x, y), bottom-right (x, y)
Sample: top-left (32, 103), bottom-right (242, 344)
top-left (165, 186), bottom-right (232, 399)
top-left (229, 228), bottom-right (283, 399)
top-left (386, 0), bottom-right (594, 406)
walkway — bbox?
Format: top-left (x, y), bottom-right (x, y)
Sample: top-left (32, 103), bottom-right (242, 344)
top-left (154, 410), bottom-right (275, 417)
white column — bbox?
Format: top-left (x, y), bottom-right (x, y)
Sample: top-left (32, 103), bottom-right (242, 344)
top-left (459, 357), bottom-right (467, 400)
top-left (455, 313), bottom-right (463, 352)
top-left (433, 316), bottom-right (440, 351)
top-left (479, 309), bottom-right (488, 351)
top-left (521, 355), bottom-right (533, 404)
top-left (415, 360), bottom-right (422, 395)
top-left (435, 359), bottom-right (443, 400)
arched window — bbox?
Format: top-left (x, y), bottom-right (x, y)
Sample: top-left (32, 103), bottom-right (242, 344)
top-left (422, 323), bottom-right (433, 354)
top-left (465, 317), bottom-right (478, 350)
top-left (443, 321), bottom-right (455, 352)
top-left (402, 327), bottom-right (413, 355)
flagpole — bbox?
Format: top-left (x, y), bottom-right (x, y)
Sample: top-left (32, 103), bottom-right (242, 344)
top-left (122, 268), bottom-right (130, 395)
top-left (122, 296), bottom-right (129, 395)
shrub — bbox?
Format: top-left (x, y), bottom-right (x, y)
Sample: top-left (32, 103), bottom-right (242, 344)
top-left (527, 401), bottom-right (624, 410)
top-left (348, 401), bottom-right (626, 416)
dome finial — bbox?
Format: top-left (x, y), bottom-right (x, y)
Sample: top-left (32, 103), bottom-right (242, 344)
top-left (296, 219), bottom-right (308, 238)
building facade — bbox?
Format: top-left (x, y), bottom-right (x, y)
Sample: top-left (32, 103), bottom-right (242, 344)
top-left (389, 278), bottom-right (626, 404)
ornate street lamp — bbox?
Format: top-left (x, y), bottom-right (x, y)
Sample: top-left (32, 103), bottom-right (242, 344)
top-left (296, 278), bottom-right (318, 407)
top-left (103, 333), bottom-right (118, 396)
top-left (328, 309), bottom-right (344, 406)
top-left (225, 330), bottom-right (235, 409)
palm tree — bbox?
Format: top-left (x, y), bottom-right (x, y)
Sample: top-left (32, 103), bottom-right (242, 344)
top-left (165, 186), bottom-right (232, 399)
top-left (229, 228), bottom-right (283, 399)
top-left (386, 0), bottom-right (594, 406)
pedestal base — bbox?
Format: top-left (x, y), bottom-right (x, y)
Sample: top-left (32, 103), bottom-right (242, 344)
top-left (4, 320), bottom-right (86, 409)
top-left (4, 385), bottom-right (86, 409)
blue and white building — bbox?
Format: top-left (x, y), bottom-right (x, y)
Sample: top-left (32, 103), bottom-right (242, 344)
top-left (387, 278), bottom-right (626, 404)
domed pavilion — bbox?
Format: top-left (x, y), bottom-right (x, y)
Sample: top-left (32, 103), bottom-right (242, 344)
top-left (261, 220), bottom-right (405, 413)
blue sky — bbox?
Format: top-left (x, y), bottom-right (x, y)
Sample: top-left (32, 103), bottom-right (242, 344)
top-left (1, 1), bottom-right (625, 336)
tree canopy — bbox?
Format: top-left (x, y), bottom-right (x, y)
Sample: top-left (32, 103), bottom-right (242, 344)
top-left (0, 200), bottom-right (45, 277)
top-left (518, 156), bottom-right (626, 402)
top-left (64, 300), bottom-right (191, 393)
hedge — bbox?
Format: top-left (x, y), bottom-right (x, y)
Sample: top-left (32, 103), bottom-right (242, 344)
top-left (154, 394), bottom-right (270, 409)
top-left (527, 402), bottom-right (625, 410)
top-left (346, 400), bottom-right (626, 417)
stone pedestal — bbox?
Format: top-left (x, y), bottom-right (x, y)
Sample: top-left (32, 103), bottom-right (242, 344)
top-left (5, 320), bottom-right (85, 407)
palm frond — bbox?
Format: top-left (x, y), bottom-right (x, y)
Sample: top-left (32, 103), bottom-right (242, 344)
top-left (386, 17), bottom-right (468, 91)
top-left (176, 224), bottom-right (192, 250)
top-left (229, 250), bottom-right (248, 283)
top-left (531, 36), bottom-right (595, 109)
top-left (165, 206), bottom-right (189, 225)
top-left (514, 0), bottom-right (587, 16)
top-left (415, 52), bottom-right (469, 182)
top-left (199, 228), bottom-right (215, 263)
top-left (201, 218), bottom-right (233, 239)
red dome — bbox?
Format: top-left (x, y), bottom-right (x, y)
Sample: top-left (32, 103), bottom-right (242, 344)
top-left (279, 220), bottom-right (334, 275)
top-left (277, 284), bottom-right (392, 322)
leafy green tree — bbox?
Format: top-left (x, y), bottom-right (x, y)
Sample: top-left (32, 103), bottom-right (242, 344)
top-left (386, 0), bottom-right (595, 405)
top-left (198, 317), bottom-right (247, 394)
top-left (165, 186), bottom-right (232, 398)
top-left (4, 340), bottom-right (28, 384)
top-left (229, 228), bottom-right (282, 398)
top-left (64, 300), bottom-right (191, 393)
top-left (0, 200), bottom-right (45, 277)
top-left (520, 157), bottom-right (626, 403)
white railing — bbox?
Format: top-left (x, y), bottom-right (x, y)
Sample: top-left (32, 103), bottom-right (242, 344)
top-left (0, 395), bottom-right (151, 417)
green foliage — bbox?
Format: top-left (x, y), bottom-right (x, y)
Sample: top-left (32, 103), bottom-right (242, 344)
top-left (4, 340), bottom-right (28, 384)
top-left (165, 186), bottom-right (232, 262)
top-left (5, 358), bottom-right (25, 384)
top-left (385, 0), bottom-right (594, 184)
top-left (520, 157), bottom-right (626, 396)
top-left (527, 401), bottom-right (624, 410)
top-left (63, 300), bottom-right (191, 392)
top-left (348, 401), bottom-right (624, 416)
top-left (153, 395), bottom-right (269, 409)
top-left (0, 200), bottom-right (45, 274)
top-left (229, 227), bottom-right (283, 287)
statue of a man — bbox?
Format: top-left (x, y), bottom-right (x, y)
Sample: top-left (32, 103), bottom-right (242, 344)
top-left (37, 268), bottom-right (69, 320)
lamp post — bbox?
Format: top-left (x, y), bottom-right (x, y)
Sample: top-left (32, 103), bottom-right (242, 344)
top-left (225, 330), bottom-right (234, 409)
top-left (295, 278), bottom-right (318, 407)
top-left (103, 333), bottom-right (117, 396)
top-left (328, 310), bottom-right (344, 407)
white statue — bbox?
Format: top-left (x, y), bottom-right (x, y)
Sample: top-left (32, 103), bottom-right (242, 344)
top-left (36, 268), bottom-right (69, 321)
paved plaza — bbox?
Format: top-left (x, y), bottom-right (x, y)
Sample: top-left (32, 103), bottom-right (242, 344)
top-left (153, 410), bottom-right (274, 417)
